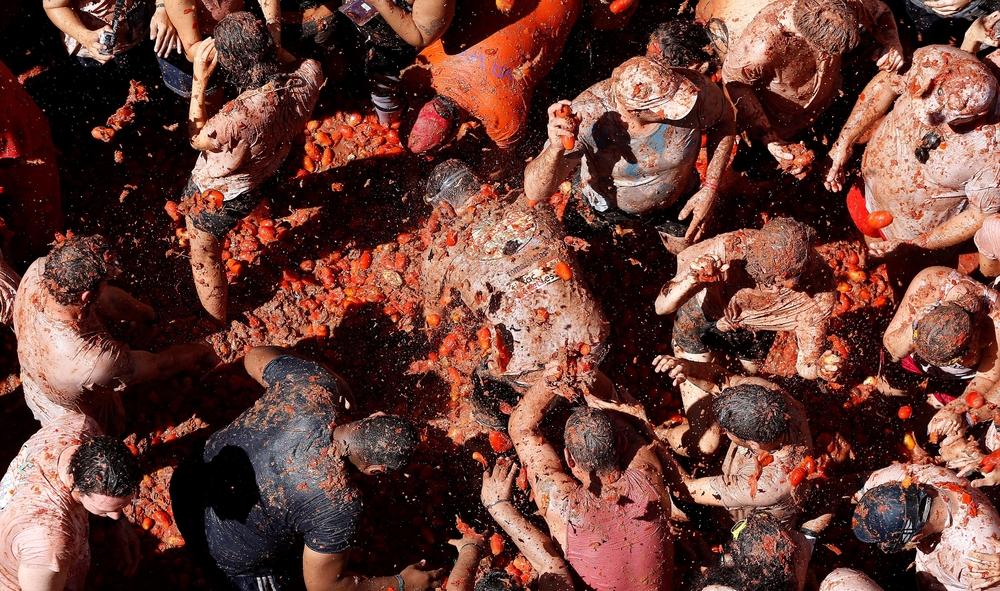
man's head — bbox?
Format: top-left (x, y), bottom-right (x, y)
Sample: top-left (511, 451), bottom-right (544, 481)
top-left (611, 56), bottom-right (700, 122)
top-left (729, 513), bottom-right (799, 591)
top-left (745, 217), bottom-right (816, 286)
top-left (713, 384), bottom-right (789, 447)
top-left (647, 20), bottom-right (712, 70)
top-left (69, 436), bottom-right (142, 519)
top-left (424, 159), bottom-right (482, 211)
top-left (214, 12), bottom-right (280, 91)
top-left (913, 303), bottom-right (973, 365)
top-left (474, 571), bottom-right (516, 591)
top-left (791, 0), bottom-right (861, 56)
top-left (43, 234), bottom-right (119, 307)
top-left (908, 49), bottom-right (998, 127)
top-left (564, 407), bottom-right (619, 480)
top-left (342, 414), bottom-right (419, 474)
top-left (854, 482), bottom-right (933, 553)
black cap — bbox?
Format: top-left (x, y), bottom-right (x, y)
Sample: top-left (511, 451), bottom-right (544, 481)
top-left (853, 482), bottom-right (932, 553)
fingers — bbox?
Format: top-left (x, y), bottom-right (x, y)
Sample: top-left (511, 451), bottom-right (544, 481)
top-left (547, 100), bottom-right (572, 119)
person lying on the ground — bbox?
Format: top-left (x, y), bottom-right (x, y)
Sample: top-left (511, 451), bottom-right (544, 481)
top-left (418, 160), bottom-right (610, 396)
top-left (962, 11), bottom-right (1000, 53)
top-left (0, 59), bottom-right (64, 266)
top-left (509, 386), bottom-right (673, 591)
top-left (13, 234), bottom-right (211, 436)
top-left (668, 380), bottom-right (813, 527)
top-left (881, 267), bottom-right (1000, 445)
top-left (654, 217), bottom-right (840, 394)
top-left (183, 12), bottom-right (321, 323)
top-left (446, 461), bottom-right (574, 591)
top-left (0, 417), bottom-right (141, 591)
top-left (723, 0), bottom-right (902, 178)
top-left (854, 462), bottom-right (1000, 591)
top-left (44, 0), bottom-right (180, 67)
top-left (524, 55), bottom-right (736, 251)
top-left (825, 46), bottom-right (1000, 254)
top-left (692, 513), bottom-right (813, 591)
top-left (171, 346), bottom-right (442, 591)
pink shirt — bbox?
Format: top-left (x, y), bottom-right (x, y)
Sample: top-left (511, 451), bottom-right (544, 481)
top-left (0, 414), bottom-right (100, 591)
top-left (13, 259), bottom-right (136, 435)
top-left (862, 463), bottom-right (1000, 591)
top-left (561, 469), bottom-right (672, 591)
top-left (191, 60), bottom-right (323, 201)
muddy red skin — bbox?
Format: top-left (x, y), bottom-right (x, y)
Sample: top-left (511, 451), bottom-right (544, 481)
top-left (419, 190), bottom-right (609, 387)
top-left (722, 0), bottom-right (901, 143)
top-left (859, 464), bottom-right (1000, 590)
top-left (828, 46), bottom-right (1000, 248)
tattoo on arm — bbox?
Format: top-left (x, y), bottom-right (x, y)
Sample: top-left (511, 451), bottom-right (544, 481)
top-left (417, 17), bottom-right (445, 37)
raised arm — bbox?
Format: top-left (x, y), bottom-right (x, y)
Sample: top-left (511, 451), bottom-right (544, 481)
top-left (366, 0), bottom-right (454, 49)
top-left (654, 249), bottom-right (729, 316)
top-left (524, 101), bottom-right (584, 206)
top-left (679, 97), bottom-right (737, 243)
top-left (43, 0), bottom-right (114, 63)
top-left (856, 0), bottom-right (904, 72)
top-left (509, 381), bottom-right (579, 518)
top-left (824, 71), bottom-right (901, 192)
top-left (164, 0), bottom-right (205, 61)
top-left (188, 39), bottom-right (218, 150)
top-left (95, 285), bottom-right (155, 324)
top-left (482, 462), bottom-right (574, 591)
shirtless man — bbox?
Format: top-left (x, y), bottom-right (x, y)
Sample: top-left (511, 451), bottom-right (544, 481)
top-left (653, 218), bottom-right (837, 456)
top-left (669, 378), bottom-right (814, 527)
top-left (723, 0), bottom-right (903, 177)
top-left (0, 417), bottom-right (141, 591)
top-left (881, 267), bottom-right (1000, 445)
top-left (524, 56), bottom-right (736, 250)
top-left (418, 160), bottom-right (610, 396)
top-left (854, 463), bottom-right (1000, 590)
top-left (183, 13), bottom-right (322, 322)
top-left (13, 234), bottom-right (210, 435)
top-left (825, 46), bottom-right (1000, 253)
top-left (509, 391), bottom-right (673, 591)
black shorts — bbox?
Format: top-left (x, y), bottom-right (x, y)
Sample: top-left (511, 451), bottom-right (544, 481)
top-left (672, 297), bottom-right (775, 361)
top-left (182, 177), bottom-right (262, 240)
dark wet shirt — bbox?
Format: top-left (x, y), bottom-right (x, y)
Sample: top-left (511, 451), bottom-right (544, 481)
top-left (203, 355), bottom-right (361, 576)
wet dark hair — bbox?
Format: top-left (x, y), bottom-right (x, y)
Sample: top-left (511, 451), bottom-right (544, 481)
top-left (43, 234), bottom-right (116, 306)
top-left (474, 571), bottom-right (516, 591)
top-left (649, 19), bottom-right (712, 68)
top-left (69, 436), bottom-right (141, 499)
top-left (424, 159), bottom-right (482, 207)
top-left (713, 384), bottom-right (789, 444)
top-left (792, 0), bottom-right (861, 56)
top-left (350, 415), bottom-right (418, 471)
top-left (214, 12), bottom-right (281, 91)
top-left (745, 218), bottom-right (816, 286)
top-left (914, 303), bottom-right (973, 365)
top-left (730, 513), bottom-right (799, 591)
top-left (564, 407), bottom-right (619, 477)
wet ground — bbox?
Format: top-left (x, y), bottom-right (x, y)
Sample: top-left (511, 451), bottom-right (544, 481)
top-left (0, 0), bottom-right (989, 589)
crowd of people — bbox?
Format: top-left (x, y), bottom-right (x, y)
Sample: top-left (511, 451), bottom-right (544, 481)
top-left (3, 0), bottom-right (1000, 588)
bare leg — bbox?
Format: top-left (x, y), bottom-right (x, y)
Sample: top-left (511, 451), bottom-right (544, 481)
top-left (657, 349), bottom-right (723, 459)
top-left (186, 217), bottom-right (227, 323)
